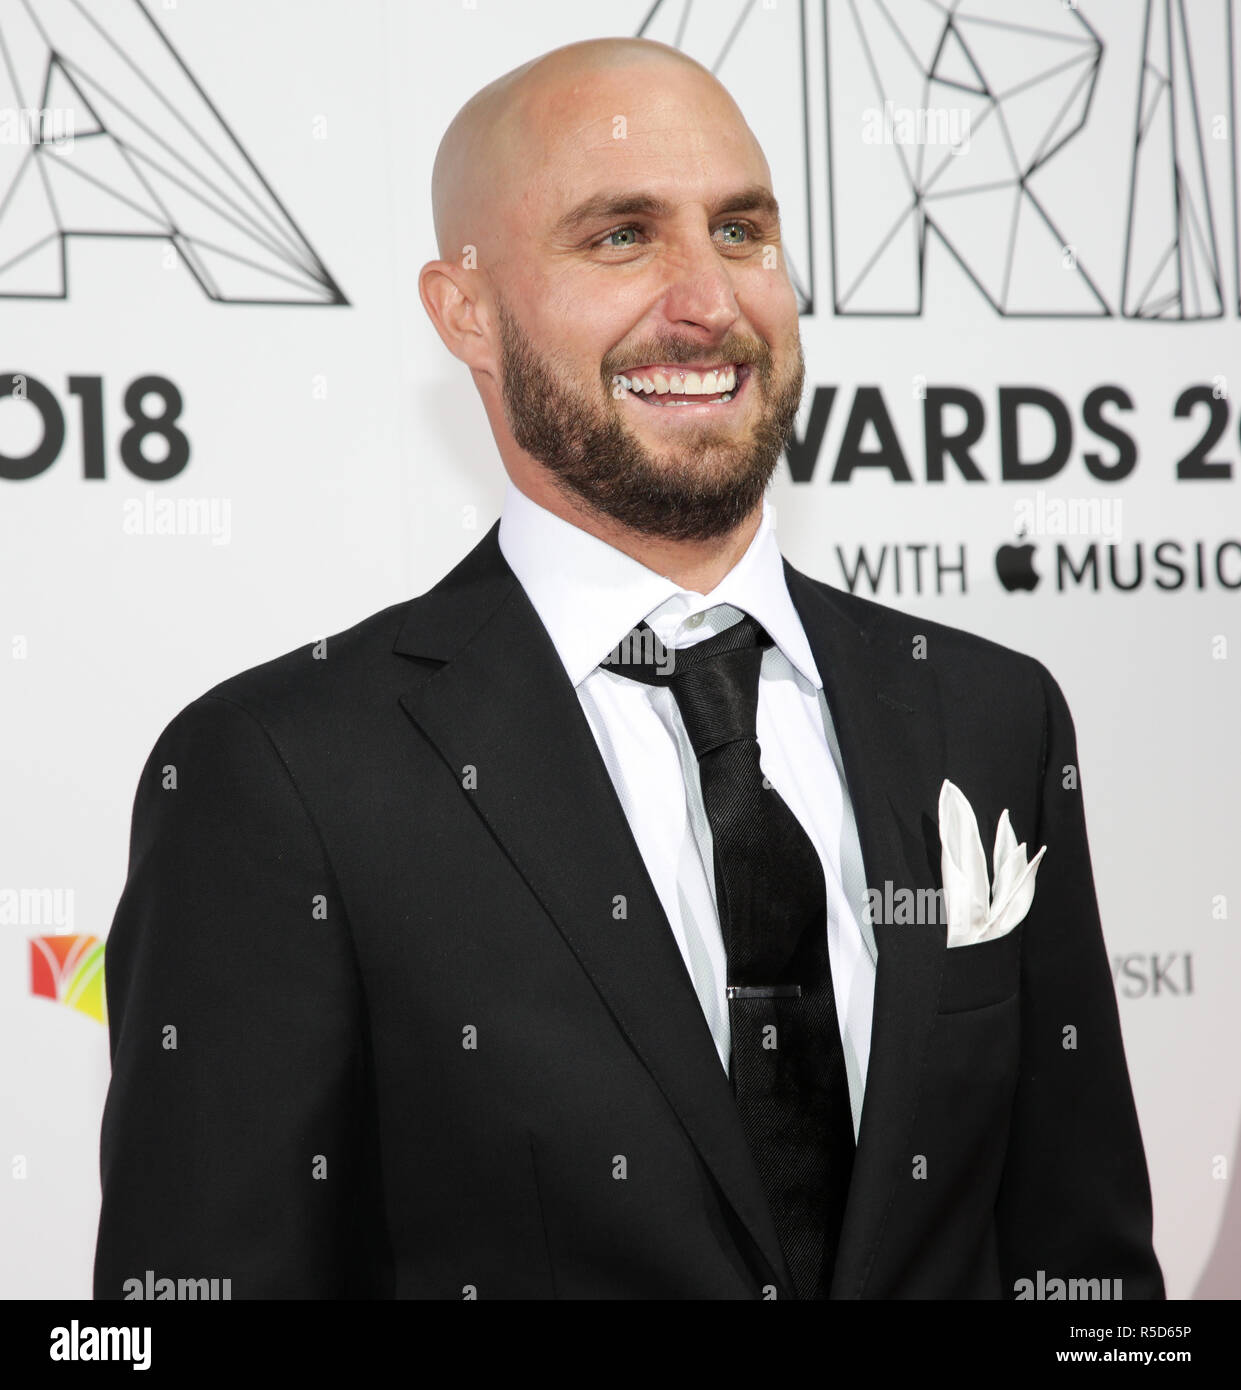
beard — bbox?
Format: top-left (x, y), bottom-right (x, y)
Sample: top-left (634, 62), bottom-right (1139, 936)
top-left (495, 296), bottom-right (805, 543)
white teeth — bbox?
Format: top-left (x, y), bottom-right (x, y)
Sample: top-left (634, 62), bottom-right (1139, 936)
top-left (613, 364), bottom-right (742, 400)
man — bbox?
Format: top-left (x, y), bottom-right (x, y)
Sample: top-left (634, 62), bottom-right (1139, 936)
top-left (94, 36), bottom-right (1163, 1299)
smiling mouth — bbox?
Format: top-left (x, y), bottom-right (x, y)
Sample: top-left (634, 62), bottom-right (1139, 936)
top-left (611, 362), bottom-right (752, 408)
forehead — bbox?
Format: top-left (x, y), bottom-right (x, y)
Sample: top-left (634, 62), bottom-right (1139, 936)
top-left (511, 64), bottom-right (770, 225)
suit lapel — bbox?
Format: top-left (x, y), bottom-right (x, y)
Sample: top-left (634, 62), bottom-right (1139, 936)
top-left (782, 560), bottom-right (948, 1298)
top-left (394, 523), bottom-right (795, 1296)
top-left (392, 523), bottom-right (949, 1299)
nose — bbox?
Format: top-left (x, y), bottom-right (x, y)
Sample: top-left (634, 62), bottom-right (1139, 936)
top-left (656, 230), bottom-right (742, 340)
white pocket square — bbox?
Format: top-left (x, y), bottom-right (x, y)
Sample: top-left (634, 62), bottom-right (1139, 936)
top-left (938, 779), bottom-right (1047, 948)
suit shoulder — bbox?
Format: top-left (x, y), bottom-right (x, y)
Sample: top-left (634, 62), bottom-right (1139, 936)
top-left (121, 595), bottom-right (423, 841)
top-left (797, 572), bottom-right (1061, 707)
top-left (803, 579), bottom-right (1079, 788)
top-left (139, 596), bottom-right (418, 762)
top-left (135, 529), bottom-right (504, 771)
top-left (200, 596), bottom-right (412, 711)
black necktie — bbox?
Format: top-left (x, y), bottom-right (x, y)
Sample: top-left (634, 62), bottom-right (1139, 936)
top-left (600, 613), bottom-right (855, 1299)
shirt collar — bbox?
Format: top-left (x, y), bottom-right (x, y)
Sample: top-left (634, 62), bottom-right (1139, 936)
top-left (497, 478), bottom-right (823, 690)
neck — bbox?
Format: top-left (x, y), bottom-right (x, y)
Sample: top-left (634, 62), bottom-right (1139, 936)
top-left (509, 467), bottom-right (762, 595)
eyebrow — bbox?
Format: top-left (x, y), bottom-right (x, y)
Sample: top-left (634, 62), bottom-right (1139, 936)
top-left (550, 185), bottom-right (781, 240)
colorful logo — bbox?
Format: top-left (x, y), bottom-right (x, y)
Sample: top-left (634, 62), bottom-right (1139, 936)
top-left (30, 934), bottom-right (107, 1023)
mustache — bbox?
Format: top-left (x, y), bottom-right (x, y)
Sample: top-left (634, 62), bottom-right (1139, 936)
top-left (605, 345), bottom-right (768, 376)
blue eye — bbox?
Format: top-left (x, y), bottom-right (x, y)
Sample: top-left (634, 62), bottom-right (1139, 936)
top-left (594, 220), bottom-right (761, 250)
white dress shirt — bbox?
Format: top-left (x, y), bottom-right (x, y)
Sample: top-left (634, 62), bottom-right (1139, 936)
top-left (497, 480), bottom-right (876, 1138)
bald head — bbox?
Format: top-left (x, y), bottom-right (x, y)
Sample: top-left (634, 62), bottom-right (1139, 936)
top-left (430, 37), bottom-right (758, 265)
top-left (418, 32), bottom-right (802, 556)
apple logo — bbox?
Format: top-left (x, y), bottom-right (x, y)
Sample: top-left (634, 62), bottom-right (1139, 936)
top-left (996, 528), bottom-right (1040, 592)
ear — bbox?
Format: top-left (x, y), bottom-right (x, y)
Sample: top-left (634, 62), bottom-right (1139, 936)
top-left (418, 259), bottom-right (494, 375)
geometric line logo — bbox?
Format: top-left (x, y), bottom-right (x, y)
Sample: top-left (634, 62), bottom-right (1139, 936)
top-left (1122, 0), bottom-right (1225, 319)
top-left (29, 933), bottom-right (107, 1023)
top-left (0, 0), bottom-right (346, 304)
top-left (825, 0), bottom-right (1110, 317)
top-left (610, 0), bottom-right (1241, 320)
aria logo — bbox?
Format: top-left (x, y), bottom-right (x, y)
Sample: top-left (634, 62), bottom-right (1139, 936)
top-left (0, 0), bottom-right (345, 304)
top-left (29, 934), bottom-right (107, 1023)
top-left (639, 0), bottom-right (1235, 320)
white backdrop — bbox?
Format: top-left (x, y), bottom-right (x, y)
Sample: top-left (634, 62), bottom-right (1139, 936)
top-left (1, 0), bottom-right (1237, 1299)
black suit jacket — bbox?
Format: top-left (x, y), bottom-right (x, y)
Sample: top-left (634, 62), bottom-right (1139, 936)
top-left (94, 521), bottom-right (1164, 1299)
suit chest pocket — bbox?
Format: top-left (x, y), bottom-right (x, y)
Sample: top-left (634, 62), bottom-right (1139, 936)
top-left (936, 924), bottom-right (1022, 1014)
